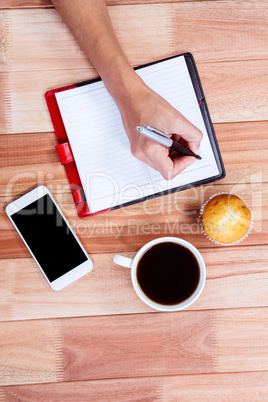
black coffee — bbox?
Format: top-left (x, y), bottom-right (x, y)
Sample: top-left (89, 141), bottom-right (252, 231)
top-left (136, 242), bottom-right (200, 306)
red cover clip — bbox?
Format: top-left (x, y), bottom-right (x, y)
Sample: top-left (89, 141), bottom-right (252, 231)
top-left (73, 189), bottom-right (85, 204)
top-left (55, 142), bottom-right (74, 165)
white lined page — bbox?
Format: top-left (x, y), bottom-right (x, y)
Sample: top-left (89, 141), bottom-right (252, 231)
top-left (56, 55), bottom-right (219, 212)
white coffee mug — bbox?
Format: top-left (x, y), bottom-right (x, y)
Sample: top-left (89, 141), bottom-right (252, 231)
top-left (113, 237), bottom-right (206, 312)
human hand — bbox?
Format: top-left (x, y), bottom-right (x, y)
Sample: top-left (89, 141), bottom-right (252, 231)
top-left (52, 0), bottom-right (202, 180)
top-left (117, 79), bottom-right (203, 180)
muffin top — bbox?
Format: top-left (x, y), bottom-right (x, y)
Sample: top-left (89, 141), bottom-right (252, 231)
top-left (201, 194), bottom-right (252, 244)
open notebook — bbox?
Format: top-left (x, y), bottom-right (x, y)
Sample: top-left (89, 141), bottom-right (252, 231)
top-left (49, 53), bottom-right (225, 215)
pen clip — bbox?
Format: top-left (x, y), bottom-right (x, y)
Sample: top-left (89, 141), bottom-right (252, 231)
top-left (146, 125), bottom-right (170, 139)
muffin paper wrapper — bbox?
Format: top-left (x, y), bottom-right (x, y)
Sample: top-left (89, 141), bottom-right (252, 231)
top-left (199, 192), bottom-right (253, 246)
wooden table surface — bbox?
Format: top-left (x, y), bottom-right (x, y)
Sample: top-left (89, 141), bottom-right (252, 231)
top-left (1, 0), bottom-right (268, 400)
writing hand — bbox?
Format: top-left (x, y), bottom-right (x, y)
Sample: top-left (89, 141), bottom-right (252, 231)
top-left (118, 80), bottom-right (203, 180)
top-left (51, 0), bottom-right (202, 180)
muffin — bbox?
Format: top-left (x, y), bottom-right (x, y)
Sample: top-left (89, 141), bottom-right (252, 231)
top-left (200, 193), bottom-right (252, 245)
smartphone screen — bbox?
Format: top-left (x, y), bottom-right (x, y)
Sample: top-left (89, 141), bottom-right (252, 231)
top-left (10, 193), bottom-right (88, 282)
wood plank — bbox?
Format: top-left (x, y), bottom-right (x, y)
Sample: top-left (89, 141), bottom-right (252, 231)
top-left (0, 75), bottom-right (8, 134)
top-left (0, 131), bottom-right (58, 168)
top-left (0, 0), bottom-right (225, 10)
top-left (0, 6), bottom-right (169, 72)
top-left (215, 308), bottom-right (268, 372)
top-left (0, 0), bottom-right (52, 8)
top-left (1, 179), bottom-right (267, 254)
top-left (61, 311), bottom-right (215, 382)
top-left (0, 244), bottom-right (268, 322)
top-left (161, 371), bottom-right (268, 401)
top-left (0, 308), bottom-right (267, 386)
top-left (0, 69), bottom-right (98, 134)
top-left (1, 371), bottom-right (268, 401)
top-left (198, 61), bottom-right (268, 124)
top-left (1, 177), bottom-right (266, 255)
top-left (1, 2), bottom-right (267, 73)
top-left (0, 319), bottom-right (63, 386)
top-left (1, 60), bottom-right (268, 135)
top-left (1, 121), bottom-right (267, 178)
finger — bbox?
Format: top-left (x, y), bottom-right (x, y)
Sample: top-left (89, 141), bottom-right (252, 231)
top-left (171, 131), bottom-right (201, 155)
top-left (169, 149), bottom-right (179, 160)
top-left (187, 140), bottom-right (201, 155)
top-left (171, 155), bottom-right (196, 178)
top-left (171, 133), bottom-right (182, 143)
top-left (145, 143), bottom-right (174, 180)
top-left (171, 120), bottom-right (203, 153)
top-left (150, 153), bottom-right (174, 180)
top-left (178, 138), bottom-right (188, 148)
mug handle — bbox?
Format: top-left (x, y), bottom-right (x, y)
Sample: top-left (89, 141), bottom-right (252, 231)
top-left (113, 254), bottom-right (133, 269)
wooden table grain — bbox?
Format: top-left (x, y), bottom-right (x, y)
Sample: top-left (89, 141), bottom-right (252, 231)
top-left (0, 0), bottom-right (268, 400)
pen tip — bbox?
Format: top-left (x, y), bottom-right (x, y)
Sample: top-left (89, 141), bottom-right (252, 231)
top-left (136, 126), bottom-right (142, 132)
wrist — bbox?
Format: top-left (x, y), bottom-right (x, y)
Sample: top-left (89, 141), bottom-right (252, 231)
top-left (101, 61), bottom-right (146, 107)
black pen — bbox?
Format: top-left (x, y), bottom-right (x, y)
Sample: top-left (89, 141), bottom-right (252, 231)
top-left (136, 125), bottom-right (201, 160)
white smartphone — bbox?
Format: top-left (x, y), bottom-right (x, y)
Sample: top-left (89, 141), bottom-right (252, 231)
top-left (6, 185), bottom-right (93, 290)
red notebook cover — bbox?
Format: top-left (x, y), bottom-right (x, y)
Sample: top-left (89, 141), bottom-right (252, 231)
top-left (45, 84), bottom-right (110, 218)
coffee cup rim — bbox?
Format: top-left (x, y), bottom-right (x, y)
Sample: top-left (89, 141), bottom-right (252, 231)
top-left (131, 237), bottom-right (206, 312)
